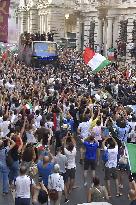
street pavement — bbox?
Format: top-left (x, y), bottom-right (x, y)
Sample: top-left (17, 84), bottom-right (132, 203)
top-left (0, 150), bottom-right (130, 205)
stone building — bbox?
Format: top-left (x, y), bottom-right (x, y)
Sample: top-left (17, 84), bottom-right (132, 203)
top-left (8, 0), bottom-right (19, 43)
top-left (18, 0), bottom-right (136, 54)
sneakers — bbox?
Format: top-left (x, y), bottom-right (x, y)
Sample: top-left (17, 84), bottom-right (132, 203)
top-left (119, 184), bottom-right (123, 189)
top-left (64, 199), bottom-right (69, 203)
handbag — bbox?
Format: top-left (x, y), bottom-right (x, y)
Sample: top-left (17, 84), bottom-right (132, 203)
top-left (48, 175), bottom-right (61, 201)
top-left (49, 189), bottom-right (58, 201)
top-left (94, 187), bottom-right (105, 201)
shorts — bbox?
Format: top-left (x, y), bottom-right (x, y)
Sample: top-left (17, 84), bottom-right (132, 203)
top-left (15, 198), bottom-right (30, 205)
top-left (66, 168), bottom-right (76, 179)
top-left (105, 167), bottom-right (118, 180)
top-left (84, 159), bottom-right (96, 171)
top-left (118, 163), bottom-right (129, 171)
top-left (60, 172), bottom-right (67, 183)
top-left (77, 137), bottom-right (84, 147)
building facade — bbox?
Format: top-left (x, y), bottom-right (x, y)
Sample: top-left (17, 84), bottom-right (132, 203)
top-left (8, 0), bottom-right (19, 43)
top-left (18, 0), bottom-right (136, 54)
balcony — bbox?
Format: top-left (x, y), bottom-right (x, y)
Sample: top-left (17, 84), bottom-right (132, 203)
top-left (97, 0), bottom-right (120, 8)
top-left (65, 0), bottom-right (77, 8)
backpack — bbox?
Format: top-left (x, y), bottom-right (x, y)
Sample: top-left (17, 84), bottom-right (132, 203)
top-left (92, 186), bottom-right (105, 202)
top-left (5, 149), bottom-right (14, 167)
top-left (102, 149), bottom-right (108, 163)
top-left (38, 189), bottom-right (48, 204)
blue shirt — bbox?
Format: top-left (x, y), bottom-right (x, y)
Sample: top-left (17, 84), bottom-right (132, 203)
top-left (116, 124), bottom-right (130, 142)
top-left (63, 118), bottom-right (74, 132)
top-left (0, 147), bottom-right (9, 167)
top-left (37, 161), bottom-right (54, 186)
top-left (84, 141), bottom-right (98, 160)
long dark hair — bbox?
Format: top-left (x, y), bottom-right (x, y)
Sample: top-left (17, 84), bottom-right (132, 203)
top-left (67, 142), bottom-right (74, 152)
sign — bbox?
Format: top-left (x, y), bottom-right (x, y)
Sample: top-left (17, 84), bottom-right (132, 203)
top-left (32, 41), bottom-right (57, 58)
top-left (0, 0), bottom-right (10, 43)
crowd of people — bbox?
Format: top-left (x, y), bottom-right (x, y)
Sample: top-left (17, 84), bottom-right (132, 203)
top-left (20, 31), bottom-right (54, 46)
top-left (0, 48), bottom-right (135, 205)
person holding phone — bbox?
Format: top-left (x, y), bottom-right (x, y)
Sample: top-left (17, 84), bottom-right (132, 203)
top-left (102, 136), bottom-right (120, 197)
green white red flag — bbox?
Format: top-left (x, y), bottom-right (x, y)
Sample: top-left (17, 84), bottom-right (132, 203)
top-left (83, 47), bottom-right (111, 73)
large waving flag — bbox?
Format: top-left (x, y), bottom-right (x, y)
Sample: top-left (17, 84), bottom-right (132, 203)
top-left (125, 143), bottom-right (136, 173)
top-left (83, 47), bottom-right (111, 73)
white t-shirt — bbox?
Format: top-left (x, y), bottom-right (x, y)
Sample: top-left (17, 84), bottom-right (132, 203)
top-left (15, 175), bottom-right (35, 198)
top-left (128, 121), bottom-right (136, 131)
top-left (34, 105), bottom-right (41, 112)
top-left (48, 173), bottom-right (64, 192)
top-left (78, 120), bottom-right (91, 138)
top-left (129, 130), bottom-right (136, 143)
top-left (104, 145), bottom-right (118, 168)
top-left (92, 125), bottom-right (102, 141)
top-left (45, 121), bottom-right (54, 130)
top-left (63, 104), bottom-right (70, 117)
top-left (45, 121), bottom-right (54, 136)
top-left (34, 114), bottom-right (42, 128)
top-left (26, 131), bottom-right (37, 144)
top-left (64, 147), bottom-right (76, 169)
top-left (5, 82), bottom-right (15, 92)
top-left (54, 153), bottom-right (67, 173)
top-left (11, 114), bottom-right (18, 124)
top-left (0, 120), bottom-right (10, 137)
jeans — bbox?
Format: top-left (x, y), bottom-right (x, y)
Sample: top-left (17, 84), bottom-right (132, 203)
top-left (9, 160), bottom-right (19, 183)
top-left (0, 163), bottom-right (9, 193)
top-left (15, 198), bottom-right (30, 205)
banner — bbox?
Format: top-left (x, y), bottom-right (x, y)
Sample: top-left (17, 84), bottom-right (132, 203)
top-left (32, 42), bottom-right (57, 57)
top-left (0, 0), bottom-right (10, 43)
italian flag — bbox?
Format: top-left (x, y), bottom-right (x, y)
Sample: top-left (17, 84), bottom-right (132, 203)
top-left (24, 103), bottom-right (33, 110)
top-left (125, 143), bottom-right (136, 173)
top-left (83, 47), bottom-right (111, 73)
top-left (107, 48), bottom-right (115, 61)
